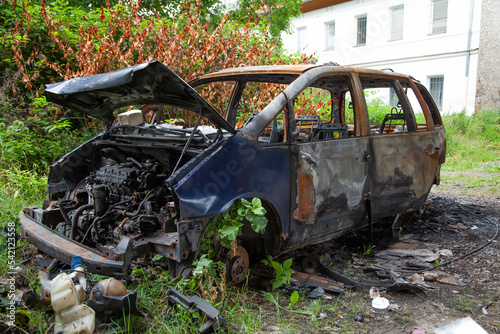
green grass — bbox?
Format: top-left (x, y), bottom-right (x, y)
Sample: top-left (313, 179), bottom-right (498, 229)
top-left (452, 295), bottom-right (476, 313)
top-left (442, 109), bottom-right (500, 172)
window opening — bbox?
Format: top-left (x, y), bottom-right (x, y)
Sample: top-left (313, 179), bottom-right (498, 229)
top-left (325, 21), bottom-right (335, 50)
top-left (194, 81), bottom-right (236, 118)
top-left (404, 84), bottom-right (429, 131)
top-left (356, 15), bottom-right (367, 46)
top-left (389, 88), bottom-right (399, 107)
top-left (257, 110), bottom-right (287, 145)
top-left (417, 83), bottom-right (443, 126)
top-left (298, 27), bottom-right (307, 53)
top-left (428, 75), bottom-right (444, 110)
top-left (431, 0), bottom-right (448, 34)
top-left (235, 81), bottom-right (286, 128)
top-left (390, 5), bottom-right (404, 40)
top-left (360, 78), bottom-right (412, 135)
top-left (293, 77), bottom-right (354, 142)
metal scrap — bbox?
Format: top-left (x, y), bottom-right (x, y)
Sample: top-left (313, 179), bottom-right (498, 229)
top-left (167, 286), bottom-right (226, 334)
top-left (318, 258), bottom-right (425, 293)
top-left (290, 272), bottom-right (344, 294)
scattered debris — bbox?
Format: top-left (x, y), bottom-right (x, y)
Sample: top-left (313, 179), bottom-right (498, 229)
top-left (409, 270), bottom-right (466, 287)
top-left (167, 286), bottom-right (226, 333)
top-left (50, 257), bottom-right (95, 334)
top-left (318, 258), bottom-right (424, 293)
top-left (353, 313), bottom-right (363, 322)
top-left (369, 287), bottom-right (380, 299)
top-left (372, 297), bottom-right (390, 310)
top-left (481, 301), bottom-right (493, 315)
top-left (376, 238), bottom-right (440, 263)
top-left (434, 316), bottom-right (488, 334)
top-left (423, 272), bottom-right (438, 282)
top-left (289, 272), bottom-right (344, 294)
top-left (87, 278), bottom-right (148, 321)
top-left (433, 271), bottom-right (466, 286)
top-left (412, 327), bottom-right (426, 334)
top-left (408, 274), bottom-right (432, 289)
top-left (439, 249), bottom-right (454, 257)
top-left (369, 286), bottom-right (390, 310)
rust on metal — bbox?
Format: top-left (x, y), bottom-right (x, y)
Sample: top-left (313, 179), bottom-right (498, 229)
top-left (294, 173), bottom-right (315, 224)
top-left (291, 272), bottom-right (344, 293)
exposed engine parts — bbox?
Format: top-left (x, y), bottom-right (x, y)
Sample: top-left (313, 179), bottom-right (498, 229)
top-left (53, 147), bottom-right (178, 266)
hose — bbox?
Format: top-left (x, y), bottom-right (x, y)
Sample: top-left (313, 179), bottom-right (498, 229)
top-left (71, 204), bottom-right (94, 241)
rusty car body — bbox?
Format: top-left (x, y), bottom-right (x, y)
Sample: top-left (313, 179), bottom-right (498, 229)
top-left (19, 61), bottom-right (445, 280)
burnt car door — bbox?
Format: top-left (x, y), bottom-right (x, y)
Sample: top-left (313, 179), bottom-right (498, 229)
top-left (288, 74), bottom-right (370, 246)
top-left (358, 74), bottom-right (445, 221)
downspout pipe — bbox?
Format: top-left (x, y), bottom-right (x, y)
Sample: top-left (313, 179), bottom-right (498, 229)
top-left (465, 0), bottom-right (475, 77)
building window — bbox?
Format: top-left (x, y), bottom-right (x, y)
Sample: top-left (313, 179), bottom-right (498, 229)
top-left (325, 21), bottom-right (335, 50)
top-left (356, 15), bottom-right (367, 46)
top-left (431, 0), bottom-right (448, 34)
top-left (390, 5), bottom-right (404, 41)
top-left (428, 75), bottom-right (444, 110)
top-left (298, 27), bottom-right (307, 52)
top-left (389, 88), bottom-right (399, 107)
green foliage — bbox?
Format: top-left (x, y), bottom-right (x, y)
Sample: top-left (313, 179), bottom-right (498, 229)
top-left (189, 254), bottom-right (227, 302)
top-left (265, 291), bottom-right (281, 313)
top-left (261, 256), bottom-right (295, 290)
top-left (0, 95), bottom-right (98, 173)
top-left (229, 0), bottom-right (303, 38)
top-left (289, 290), bottom-right (299, 308)
top-left (203, 198), bottom-right (268, 253)
top-left (359, 244), bottom-right (375, 257)
top-left (442, 109), bottom-right (500, 171)
top-left (0, 92), bottom-right (100, 234)
top-left (453, 295), bottom-right (475, 313)
top-left (58, 0), bottom-right (302, 38)
top-left (0, 0), bottom-right (104, 93)
top-left (365, 96), bottom-right (393, 123)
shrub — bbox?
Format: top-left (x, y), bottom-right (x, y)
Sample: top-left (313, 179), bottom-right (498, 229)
top-left (2, 0), bottom-right (310, 101)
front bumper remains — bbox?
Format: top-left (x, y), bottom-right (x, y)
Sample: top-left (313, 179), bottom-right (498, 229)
top-left (19, 208), bottom-right (125, 277)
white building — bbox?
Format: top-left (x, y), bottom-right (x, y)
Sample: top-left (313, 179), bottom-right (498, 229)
top-left (281, 0), bottom-right (482, 114)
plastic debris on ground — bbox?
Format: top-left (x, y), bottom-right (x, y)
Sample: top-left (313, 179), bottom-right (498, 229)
top-left (434, 316), bottom-right (488, 334)
top-left (87, 277), bottom-right (148, 321)
top-left (50, 257), bottom-right (95, 334)
top-left (371, 296), bottom-right (390, 310)
top-left (412, 326), bottom-right (426, 334)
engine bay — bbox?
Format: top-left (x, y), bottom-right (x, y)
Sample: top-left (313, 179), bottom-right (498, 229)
top-left (40, 122), bottom-right (226, 269)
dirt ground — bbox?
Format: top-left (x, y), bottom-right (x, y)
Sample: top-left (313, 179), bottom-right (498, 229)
top-left (272, 173), bottom-right (500, 334)
top-left (359, 193), bottom-right (499, 333)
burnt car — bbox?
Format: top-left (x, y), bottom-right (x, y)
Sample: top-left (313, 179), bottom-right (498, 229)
top-left (19, 61), bottom-right (445, 280)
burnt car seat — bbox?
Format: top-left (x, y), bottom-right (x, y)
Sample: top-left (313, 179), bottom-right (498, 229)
top-left (312, 122), bottom-right (348, 140)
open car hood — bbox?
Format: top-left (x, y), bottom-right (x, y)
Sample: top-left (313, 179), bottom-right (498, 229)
top-left (45, 61), bottom-right (235, 132)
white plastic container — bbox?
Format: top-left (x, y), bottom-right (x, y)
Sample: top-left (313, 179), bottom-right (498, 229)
top-left (50, 258), bottom-right (95, 334)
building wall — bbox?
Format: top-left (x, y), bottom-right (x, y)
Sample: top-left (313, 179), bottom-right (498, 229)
top-left (281, 0), bottom-right (482, 114)
top-left (475, 0), bottom-right (500, 111)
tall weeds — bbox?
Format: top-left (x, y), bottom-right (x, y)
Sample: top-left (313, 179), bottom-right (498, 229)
top-left (443, 109), bottom-right (500, 170)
